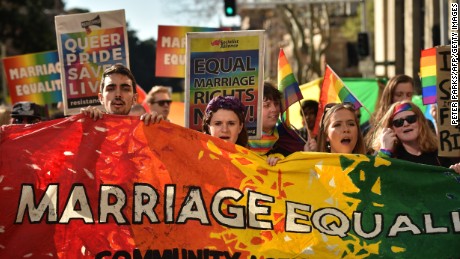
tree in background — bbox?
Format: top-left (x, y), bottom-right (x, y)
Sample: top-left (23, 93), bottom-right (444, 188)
top-left (0, 0), bottom-right (64, 55)
top-left (277, 4), bottom-right (331, 82)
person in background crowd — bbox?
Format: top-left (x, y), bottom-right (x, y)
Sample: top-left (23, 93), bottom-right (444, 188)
top-left (129, 103), bottom-right (147, 116)
top-left (0, 105), bottom-right (11, 126)
top-left (146, 86), bottom-right (172, 121)
top-left (81, 64), bottom-right (161, 125)
top-left (317, 102), bottom-right (366, 154)
top-left (248, 82), bottom-right (315, 166)
top-left (299, 100), bottom-right (318, 141)
top-left (371, 101), bottom-right (460, 173)
top-left (202, 95), bottom-right (248, 147)
top-left (10, 101), bottom-right (44, 125)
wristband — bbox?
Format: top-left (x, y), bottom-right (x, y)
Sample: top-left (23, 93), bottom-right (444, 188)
top-left (378, 148), bottom-right (393, 158)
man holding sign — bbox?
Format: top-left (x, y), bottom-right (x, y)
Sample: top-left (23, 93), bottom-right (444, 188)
top-left (81, 64), bottom-right (161, 125)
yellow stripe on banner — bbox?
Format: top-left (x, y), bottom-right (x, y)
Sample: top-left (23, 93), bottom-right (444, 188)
top-left (420, 65), bottom-right (437, 77)
top-left (420, 55), bottom-right (436, 67)
top-left (279, 65), bottom-right (292, 78)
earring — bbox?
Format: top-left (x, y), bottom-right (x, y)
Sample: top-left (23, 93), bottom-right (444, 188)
top-left (326, 141), bottom-right (331, 151)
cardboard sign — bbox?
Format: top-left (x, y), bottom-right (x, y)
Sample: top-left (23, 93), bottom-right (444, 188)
top-left (433, 45), bottom-right (460, 157)
top-left (185, 30), bottom-right (264, 139)
top-left (2, 51), bottom-right (62, 105)
top-left (155, 25), bottom-right (231, 78)
top-left (55, 10), bottom-right (129, 115)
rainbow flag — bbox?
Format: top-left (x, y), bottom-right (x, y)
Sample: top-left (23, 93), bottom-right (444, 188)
top-left (313, 65), bottom-right (362, 135)
top-left (277, 49), bottom-right (303, 126)
top-left (277, 49), bottom-right (303, 112)
top-left (420, 48), bottom-right (437, 105)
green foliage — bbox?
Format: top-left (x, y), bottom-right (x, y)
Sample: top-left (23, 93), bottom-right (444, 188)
top-left (340, 1), bottom-right (374, 41)
top-left (0, 0), bottom-right (61, 54)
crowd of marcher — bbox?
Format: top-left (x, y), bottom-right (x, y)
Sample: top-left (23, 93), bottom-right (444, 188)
top-left (1, 64), bottom-right (459, 173)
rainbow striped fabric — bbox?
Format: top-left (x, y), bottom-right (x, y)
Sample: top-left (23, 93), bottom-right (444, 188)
top-left (420, 48), bottom-right (437, 105)
top-left (313, 65), bottom-right (362, 135)
top-left (277, 49), bottom-right (303, 113)
top-left (247, 128), bottom-right (279, 155)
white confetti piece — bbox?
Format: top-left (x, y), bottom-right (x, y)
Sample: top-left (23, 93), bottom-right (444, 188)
top-left (83, 168), bottom-right (94, 179)
top-left (95, 126), bottom-right (108, 132)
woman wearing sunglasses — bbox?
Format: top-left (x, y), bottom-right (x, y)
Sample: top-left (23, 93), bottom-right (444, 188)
top-left (317, 103), bottom-right (366, 154)
top-left (202, 95), bottom-right (248, 147)
top-left (372, 101), bottom-right (460, 173)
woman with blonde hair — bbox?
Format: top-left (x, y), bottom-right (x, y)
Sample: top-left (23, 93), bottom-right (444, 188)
top-left (372, 101), bottom-right (460, 173)
top-left (317, 103), bottom-right (366, 154)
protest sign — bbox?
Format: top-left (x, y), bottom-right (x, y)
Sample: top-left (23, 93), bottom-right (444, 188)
top-left (429, 45), bottom-right (460, 157)
top-left (2, 51), bottom-right (62, 105)
top-left (55, 9), bottom-right (129, 115)
top-left (185, 30), bottom-right (264, 139)
top-left (1, 115), bottom-right (459, 258)
top-left (156, 25), bottom-right (231, 78)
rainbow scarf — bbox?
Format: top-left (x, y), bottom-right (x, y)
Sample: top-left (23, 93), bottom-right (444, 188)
top-left (248, 128), bottom-right (279, 155)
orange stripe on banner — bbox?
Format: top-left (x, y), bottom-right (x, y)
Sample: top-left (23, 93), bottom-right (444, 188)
top-left (420, 56), bottom-right (436, 67)
top-left (278, 57), bottom-right (288, 68)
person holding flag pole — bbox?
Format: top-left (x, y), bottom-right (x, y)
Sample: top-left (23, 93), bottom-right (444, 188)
top-left (277, 48), bottom-right (317, 152)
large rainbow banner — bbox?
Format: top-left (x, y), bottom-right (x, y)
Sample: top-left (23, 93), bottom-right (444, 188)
top-left (156, 25), bottom-right (231, 78)
top-left (2, 51), bottom-right (62, 105)
top-left (185, 30), bottom-right (264, 139)
top-left (55, 9), bottom-right (129, 115)
top-left (1, 115), bottom-right (459, 258)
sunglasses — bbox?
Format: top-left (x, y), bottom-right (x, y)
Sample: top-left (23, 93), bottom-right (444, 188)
top-left (151, 100), bottom-right (172, 107)
top-left (392, 114), bottom-right (417, 128)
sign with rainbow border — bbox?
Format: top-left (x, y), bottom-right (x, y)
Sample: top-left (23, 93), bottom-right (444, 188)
top-left (156, 25), bottom-right (231, 78)
top-left (2, 51), bottom-right (62, 105)
top-left (185, 30), bottom-right (264, 139)
top-left (55, 9), bottom-right (129, 115)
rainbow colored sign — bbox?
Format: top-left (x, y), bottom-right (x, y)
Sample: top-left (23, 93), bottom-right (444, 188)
top-left (420, 47), bottom-right (437, 105)
top-left (55, 10), bottom-right (129, 115)
top-left (2, 51), bottom-right (62, 105)
top-left (156, 25), bottom-right (231, 78)
top-left (185, 30), bottom-right (264, 139)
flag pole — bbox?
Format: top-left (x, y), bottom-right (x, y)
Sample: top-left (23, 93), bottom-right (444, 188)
top-left (297, 100), bottom-right (311, 141)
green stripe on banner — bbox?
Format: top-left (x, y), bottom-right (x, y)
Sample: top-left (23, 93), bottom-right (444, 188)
top-left (337, 87), bottom-right (351, 102)
top-left (280, 74), bottom-right (298, 90)
top-left (421, 76), bottom-right (436, 86)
